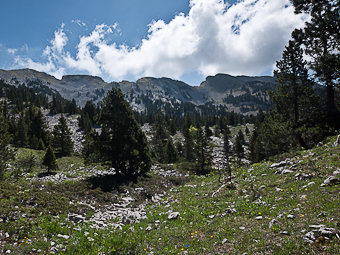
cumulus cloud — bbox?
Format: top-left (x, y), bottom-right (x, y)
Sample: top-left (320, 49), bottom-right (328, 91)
top-left (13, 0), bottom-right (307, 83)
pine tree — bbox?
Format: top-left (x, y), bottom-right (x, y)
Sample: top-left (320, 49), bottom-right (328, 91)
top-left (223, 130), bottom-right (231, 181)
top-left (234, 131), bottom-right (244, 165)
top-left (29, 108), bottom-right (49, 148)
top-left (152, 114), bottom-right (169, 163)
top-left (204, 124), bottom-right (212, 138)
top-left (165, 139), bottom-right (178, 163)
top-left (42, 146), bottom-right (58, 174)
top-left (194, 126), bottom-right (211, 175)
top-left (98, 88), bottom-right (151, 177)
top-left (52, 114), bottom-right (73, 156)
top-left (15, 114), bottom-right (28, 147)
top-left (291, 0), bottom-right (340, 128)
top-left (0, 115), bottom-right (15, 179)
top-left (273, 39), bottom-right (321, 147)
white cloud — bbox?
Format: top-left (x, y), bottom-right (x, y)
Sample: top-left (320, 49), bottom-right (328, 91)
top-left (13, 0), bottom-right (307, 83)
top-left (72, 19), bottom-right (87, 28)
top-left (7, 48), bottom-right (17, 55)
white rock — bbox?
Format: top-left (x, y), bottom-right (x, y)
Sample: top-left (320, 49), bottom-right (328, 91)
top-left (287, 214), bottom-right (294, 219)
top-left (255, 216), bottom-right (263, 220)
top-left (168, 212), bottom-right (180, 220)
top-left (222, 238), bottom-right (228, 244)
top-left (282, 169), bottom-right (294, 174)
top-left (57, 234), bottom-right (70, 240)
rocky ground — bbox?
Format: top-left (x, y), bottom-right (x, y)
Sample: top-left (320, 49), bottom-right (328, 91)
top-left (0, 129), bottom-right (339, 254)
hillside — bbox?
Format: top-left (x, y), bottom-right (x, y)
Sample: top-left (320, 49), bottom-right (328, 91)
top-left (0, 133), bottom-right (339, 254)
top-left (0, 69), bottom-right (276, 115)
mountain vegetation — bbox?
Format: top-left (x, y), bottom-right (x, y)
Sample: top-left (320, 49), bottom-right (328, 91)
top-left (0, 0), bottom-right (339, 254)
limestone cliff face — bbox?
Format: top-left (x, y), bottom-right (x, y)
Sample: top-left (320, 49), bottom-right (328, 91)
top-left (0, 69), bottom-right (276, 114)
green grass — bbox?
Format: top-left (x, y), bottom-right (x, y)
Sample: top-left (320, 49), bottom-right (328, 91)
top-left (0, 136), bottom-right (339, 254)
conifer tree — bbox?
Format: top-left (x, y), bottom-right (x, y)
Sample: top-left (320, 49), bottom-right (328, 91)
top-left (52, 114), bottom-right (73, 156)
top-left (29, 108), bottom-right (49, 148)
top-left (234, 131), bottom-right (244, 165)
top-left (152, 114), bottom-right (169, 163)
top-left (165, 139), bottom-right (178, 163)
top-left (42, 146), bottom-right (58, 174)
top-left (15, 114), bottom-right (28, 147)
top-left (273, 39), bottom-right (321, 148)
top-left (98, 88), bottom-right (151, 177)
top-left (291, 0), bottom-right (340, 128)
top-left (0, 115), bottom-right (15, 179)
top-left (194, 126), bottom-right (211, 175)
top-left (223, 130), bottom-right (231, 181)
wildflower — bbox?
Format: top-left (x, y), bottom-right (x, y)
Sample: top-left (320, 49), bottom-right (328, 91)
top-left (258, 212), bottom-right (262, 215)
top-left (268, 218), bottom-right (271, 220)
top-left (301, 214), bottom-right (304, 217)
top-left (181, 248), bottom-right (184, 251)
top-left (211, 235), bottom-right (213, 238)
top-left (275, 197), bottom-right (277, 199)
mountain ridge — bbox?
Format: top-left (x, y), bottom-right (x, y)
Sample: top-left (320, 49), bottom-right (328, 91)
top-left (0, 68), bottom-right (276, 114)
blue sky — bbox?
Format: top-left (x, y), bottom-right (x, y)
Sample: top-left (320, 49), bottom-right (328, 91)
top-left (0, 0), bottom-right (306, 85)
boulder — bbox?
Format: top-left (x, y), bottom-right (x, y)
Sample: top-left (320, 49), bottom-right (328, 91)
top-left (168, 212), bottom-right (180, 220)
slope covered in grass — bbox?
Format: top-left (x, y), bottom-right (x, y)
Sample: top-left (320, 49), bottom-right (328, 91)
top-left (0, 136), bottom-right (339, 254)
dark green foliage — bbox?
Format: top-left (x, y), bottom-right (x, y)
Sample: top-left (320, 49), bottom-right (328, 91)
top-left (79, 101), bottom-right (97, 134)
top-left (30, 135), bottom-right (39, 150)
top-left (15, 114), bottom-right (28, 147)
top-left (245, 126), bottom-right (250, 136)
top-left (165, 140), bottom-right (178, 164)
top-left (16, 153), bottom-right (36, 172)
top-left (169, 119), bottom-right (177, 136)
top-left (223, 130), bottom-right (231, 181)
top-left (38, 138), bottom-right (46, 150)
top-left (152, 114), bottom-right (170, 163)
top-left (0, 114), bottom-right (15, 179)
top-left (29, 108), bottom-right (50, 149)
top-left (273, 39), bottom-right (323, 148)
top-left (52, 114), bottom-right (73, 156)
top-left (194, 126), bottom-right (212, 175)
top-left (204, 124), bottom-right (213, 138)
top-left (97, 88), bottom-right (151, 177)
top-left (235, 130), bottom-right (245, 164)
top-left (0, 80), bottom-right (49, 111)
top-left (291, 0), bottom-right (340, 128)
top-left (82, 131), bottom-right (100, 164)
top-left (42, 146), bottom-right (58, 173)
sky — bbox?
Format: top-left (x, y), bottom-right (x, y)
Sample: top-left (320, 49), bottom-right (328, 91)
top-left (0, 0), bottom-right (307, 86)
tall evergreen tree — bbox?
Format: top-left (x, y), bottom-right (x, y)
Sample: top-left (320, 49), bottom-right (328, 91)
top-left (194, 126), bottom-right (211, 175)
top-left (152, 114), bottom-right (169, 163)
top-left (29, 108), bottom-right (49, 148)
top-left (223, 130), bottom-right (231, 181)
top-left (42, 146), bottom-right (58, 174)
top-left (291, 0), bottom-right (340, 128)
top-left (52, 114), bottom-right (74, 156)
top-left (15, 114), bottom-right (28, 147)
top-left (165, 139), bottom-right (178, 163)
top-left (98, 88), bottom-right (151, 177)
top-left (234, 131), bottom-right (245, 165)
top-left (0, 114), bottom-right (15, 179)
top-left (273, 39), bottom-right (322, 148)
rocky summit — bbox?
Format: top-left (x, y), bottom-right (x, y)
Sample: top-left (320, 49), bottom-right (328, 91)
top-left (0, 69), bottom-right (275, 114)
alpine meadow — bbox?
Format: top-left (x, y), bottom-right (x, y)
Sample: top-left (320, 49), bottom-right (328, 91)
top-left (0, 0), bottom-right (339, 254)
